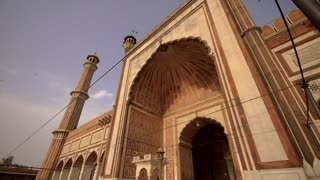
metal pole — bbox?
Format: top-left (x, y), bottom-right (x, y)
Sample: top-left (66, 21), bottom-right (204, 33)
top-left (291, 0), bottom-right (320, 31)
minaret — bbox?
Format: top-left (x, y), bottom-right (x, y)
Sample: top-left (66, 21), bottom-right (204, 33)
top-left (113, 35), bottom-right (136, 108)
top-left (36, 54), bottom-right (99, 180)
top-left (104, 35), bottom-right (136, 178)
top-left (122, 35), bottom-right (136, 54)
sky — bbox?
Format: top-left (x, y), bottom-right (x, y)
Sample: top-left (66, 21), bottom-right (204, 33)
top-left (0, 0), bottom-right (297, 167)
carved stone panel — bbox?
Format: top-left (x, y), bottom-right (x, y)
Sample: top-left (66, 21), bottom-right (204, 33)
top-left (123, 107), bottom-right (161, 178)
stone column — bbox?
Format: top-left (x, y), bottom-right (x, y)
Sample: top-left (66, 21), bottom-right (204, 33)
top-left (78, 163), bottom-right (86, 180)
top-left (59, 168), bottom-right (70, 180)
top-left (51, 170), bottom-right (62, 180)
top-left (36, 54), bottom-right (100, 180)
top-left (93, 162), bottom-right (102, 180)
top-left (222, 0), bottom-right (319, 177)
top-left (66, 166), bottom-right (74, 180)
top-left (81, 165), bottom-right (95, 180)
top-left (68, 166), bottom-right (81, 180)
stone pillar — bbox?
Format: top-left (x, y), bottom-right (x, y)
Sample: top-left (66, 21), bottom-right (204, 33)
top-left (81, 165), bottom-right (95, 180)
top-left (51, 170), bottom-right (62, 180)
top-left (66, 166), bottom-right (74, 180)
top-left (59, 168), bottom-right (70, 180)
top-left (225, 151), bottom-right (235, 180)
top-left (93, 162), bottom-right (102, 180)
top-left (222, 0), bottom-right (319, 177)
top-left (36, 54), bottom-right (100, 180)
top-left (68, 166), bottom-right (81, 180)
top-left (78, 163), bottom-right (86, 180)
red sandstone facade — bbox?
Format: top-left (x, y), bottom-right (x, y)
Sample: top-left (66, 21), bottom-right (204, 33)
top-left (37, 0), bottom-right (320, 179)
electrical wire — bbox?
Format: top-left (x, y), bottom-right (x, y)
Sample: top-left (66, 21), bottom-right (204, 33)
top-left (2, 0), bottom-right (223, 160)
top-left (3, 2), bottom-right (314, 163)
top-left (2, 81), bottom-right (300, 170)
top-left (3, 57), bottom-right (125, 158)
top-left (274, 0), bottom-right (311, 128)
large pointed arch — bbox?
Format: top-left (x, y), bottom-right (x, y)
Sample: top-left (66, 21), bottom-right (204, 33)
top-left (129, 37), bottom-right (221, 114)
top-left (122, 37), bottom-right (226, 179)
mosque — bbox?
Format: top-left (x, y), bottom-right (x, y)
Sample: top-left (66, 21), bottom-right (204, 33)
top-left (35, 0), bottom-right (320, 179)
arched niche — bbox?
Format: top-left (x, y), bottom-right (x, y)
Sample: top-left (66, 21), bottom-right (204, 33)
top-left (60, 158), bottom-right (72, 180)
top-left (69, 155), bottom-right (83, 180)
top-left (94, 151), bottom-right (105, 180)
top-left (52, 160), bottom-right (63, 180)
top-left (138, 168), bottom-right (148, 180)
top-left (82, 151), bottom-right (98, 180)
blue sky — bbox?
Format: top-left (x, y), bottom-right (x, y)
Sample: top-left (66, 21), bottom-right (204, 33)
top-left (0, 0), bottom-right (296, 167)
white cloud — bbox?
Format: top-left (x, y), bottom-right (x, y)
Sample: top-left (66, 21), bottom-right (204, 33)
top-left (91, 90), bottom-right (112, 100)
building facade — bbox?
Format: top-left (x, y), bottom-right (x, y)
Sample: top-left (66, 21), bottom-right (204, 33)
top-left (0, 166), bottom-right (37, 180)
top-left (37, 0), bottom-right (320, 179)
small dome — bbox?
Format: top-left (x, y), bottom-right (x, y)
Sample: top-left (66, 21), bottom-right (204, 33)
top-left (123, 35), bottom-right (137, 53)
top-left (87, 53), bottom-right (100, 64)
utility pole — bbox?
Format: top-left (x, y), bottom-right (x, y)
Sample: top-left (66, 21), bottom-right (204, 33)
top-left (291, 0), bottom-right (320, 31)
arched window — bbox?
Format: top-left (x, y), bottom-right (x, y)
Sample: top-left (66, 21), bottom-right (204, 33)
top-left (60, 158), bottom-right (72, 180)
top-left (69, 155), bottom-right (83, 180)
top-left (138, 168), bottom-right (148, 180)
top-left (52, 160), bottom-right (63, 180)
top-left (82, 152), bottom-right (98, 180)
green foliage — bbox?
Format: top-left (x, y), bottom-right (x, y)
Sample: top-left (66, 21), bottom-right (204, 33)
top-left (1, 156), bottom-right (14, 165)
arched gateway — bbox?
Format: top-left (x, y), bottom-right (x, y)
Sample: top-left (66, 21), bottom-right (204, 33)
top-left (119, 38), bottom-right (237, 179)
top-left (180, 117), bottom-right (235, 180)
top-left (37, 0), bottom-right (320, 179)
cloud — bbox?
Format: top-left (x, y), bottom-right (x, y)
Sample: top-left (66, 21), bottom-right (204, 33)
top-left (0, 89), bottom-right (113, 166)
top-left (0, 91), bottom-right (62, 167)
top-left (91, 90), bottom-right (112, 100)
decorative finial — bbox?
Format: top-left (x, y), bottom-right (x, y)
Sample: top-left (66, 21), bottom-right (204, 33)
top-left (131, 30), bottom-right (138, 35)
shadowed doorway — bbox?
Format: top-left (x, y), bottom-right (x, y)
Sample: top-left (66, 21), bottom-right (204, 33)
top-left (180, 118), bottom-right (235, 180)
top-left (192, 122), bottom-right (231, 180)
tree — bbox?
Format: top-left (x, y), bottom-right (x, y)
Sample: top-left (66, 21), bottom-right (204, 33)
top-left (1, 156), bottom-right (14, 166)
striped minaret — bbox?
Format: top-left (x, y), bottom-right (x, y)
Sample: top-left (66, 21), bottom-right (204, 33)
top-left (36, 54), bottom-right (99, 180)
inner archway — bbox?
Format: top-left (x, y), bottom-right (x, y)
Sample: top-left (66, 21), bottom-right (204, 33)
top-left (193, 122), bottom-right (230, 179)
top-left (180, 118), bottom-right (235, 180)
